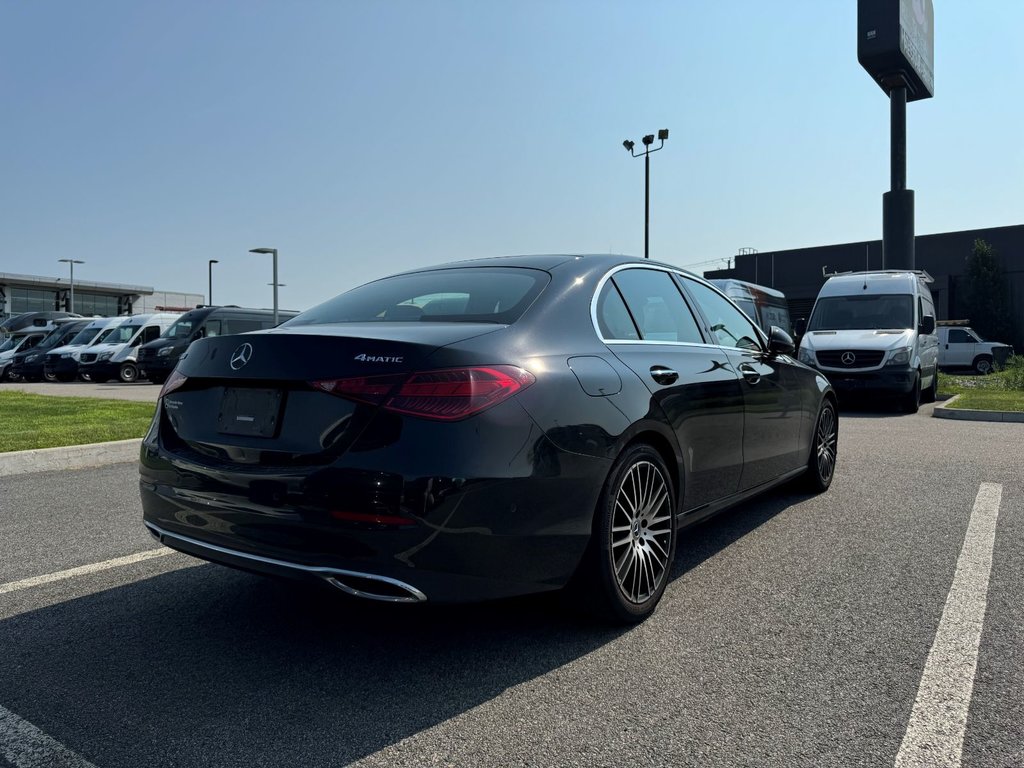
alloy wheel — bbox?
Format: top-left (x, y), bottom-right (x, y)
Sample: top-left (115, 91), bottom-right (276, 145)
top-left (610, 460), bottom-right (673, 604)
top-left (815, 405), bottom-right (837, 485)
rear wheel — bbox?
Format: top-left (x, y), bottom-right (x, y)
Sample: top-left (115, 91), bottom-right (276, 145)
top-left (119, 363), bottom-right (139, 383)
top-left (574, 444), bottom-right (677, 624)
top-left (973, 355), bottom-right (994, 375)
top-left (802, 399), bottom-right (837, 492)
top-left (43, 370), bottom-right (58, 382)
top-left (900, 373), bottom-right (921, 414)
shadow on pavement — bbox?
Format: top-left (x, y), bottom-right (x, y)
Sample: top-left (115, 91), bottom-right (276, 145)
top-left (0, 488), bottom-right (806, 767)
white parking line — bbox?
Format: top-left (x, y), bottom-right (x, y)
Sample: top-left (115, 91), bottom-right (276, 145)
top-left (0, 548), bottom-right (174, 596)
top-left (0, 704), bottom-right (98, 768)
top-left (894, 482), bottom-right (1003, 768)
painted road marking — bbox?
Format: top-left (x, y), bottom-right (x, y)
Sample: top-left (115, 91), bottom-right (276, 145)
top-left (894, 482), bottom-right (1003, 768)
top-left (0, 548), bottom-right (174, 596)
top-left (0, 704), bottom-right (99, 768)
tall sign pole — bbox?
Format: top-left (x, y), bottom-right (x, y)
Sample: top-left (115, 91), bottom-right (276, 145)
top-left (858, 0), bottom-right (934, 270)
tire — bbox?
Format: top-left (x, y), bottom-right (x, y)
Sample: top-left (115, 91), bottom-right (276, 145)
top-left (44, 370), bottom-right (58, 382)
top-left (922, 368), bottom-right (939, 403)
top-left (900, 372), bottom-right (921, 414)
top-left (973, 355), bottom-right (994, 375)
top-left (802, 399), bottom-right (838, 492)
top-left (573, 444), bottom-right (677, 624)
top-left (119, 363), bottom-right (139, 383)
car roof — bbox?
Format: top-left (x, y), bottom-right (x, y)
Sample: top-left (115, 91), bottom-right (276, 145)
top-left (390, 253), bottom-right (701, 278)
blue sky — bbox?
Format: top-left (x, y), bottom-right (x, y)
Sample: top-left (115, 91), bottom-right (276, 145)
top-left (2, 1), bottom-right (1021, 311)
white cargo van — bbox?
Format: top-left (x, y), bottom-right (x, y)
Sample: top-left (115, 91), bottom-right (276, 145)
top-left (797, 271), bottom-right (938, 413)
top-left (77, 313), bottom-right (180, 383)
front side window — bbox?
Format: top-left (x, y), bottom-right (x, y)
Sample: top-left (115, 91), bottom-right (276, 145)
top-left (287, 267), bottom-right (549, 326)
top-left (680, 278), bottom-right (763, 351)
top-left (948, 329), bottom-right (972, 343)
top-left (610, 269), bottom-right (704, 344)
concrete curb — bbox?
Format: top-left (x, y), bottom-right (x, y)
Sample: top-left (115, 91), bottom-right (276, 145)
top-left (0, 438), bottom-right (142, 478)
top-left (933, 395), bottom-right (1024, 423)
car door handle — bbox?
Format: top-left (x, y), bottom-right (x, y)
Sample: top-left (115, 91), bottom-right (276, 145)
top-left (649, 366), bottom-right (678, 385)
top-left (738, 363), bottom-right (761, 384)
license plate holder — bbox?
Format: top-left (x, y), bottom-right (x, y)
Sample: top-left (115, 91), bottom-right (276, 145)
top-left (217, 388), bottom-right (284, 438)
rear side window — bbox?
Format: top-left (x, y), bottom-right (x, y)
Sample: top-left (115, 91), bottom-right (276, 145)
top-left (287, 267), bottom-right (549, 326)
top-left (596, 283), bottom-right (640, 340)
top-left (610, 269), bottom-right (704, 344)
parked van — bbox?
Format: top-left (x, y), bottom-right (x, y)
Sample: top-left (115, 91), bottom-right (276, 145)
top-left (77, 313), bottom-right (181, 383)
top-left (43, 317), bottom-right (122, 382)
top-left (710, 279), bottom-right (792, 335)
top-left (796, 271), bottom-right (938, 412)
top-left (0, 331), bottom-right (48, 381)
top-left (138, 306), bottom-right (297, 384)
top-left (0, 311), bottom-right (81, 339)
top-left (8, 319), bottom-right (90, 382)
top-left (936, 325), bottom-right (1014, 374)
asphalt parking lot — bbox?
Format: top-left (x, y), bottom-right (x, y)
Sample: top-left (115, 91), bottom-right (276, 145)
top-left (0, 406), bottom-right (1021, 768)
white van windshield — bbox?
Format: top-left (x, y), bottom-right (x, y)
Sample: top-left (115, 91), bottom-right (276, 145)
top-left (104, 324), bottom-right (142, 344)
top-left (808, 295), bottom-right (913, 331)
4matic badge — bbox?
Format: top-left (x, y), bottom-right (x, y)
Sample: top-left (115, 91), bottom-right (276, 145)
top-left (354, 353), bottom-right (404, 363)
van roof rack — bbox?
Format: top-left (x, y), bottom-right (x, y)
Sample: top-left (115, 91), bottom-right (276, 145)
top-left (839, 269), bottom-right (934, 283)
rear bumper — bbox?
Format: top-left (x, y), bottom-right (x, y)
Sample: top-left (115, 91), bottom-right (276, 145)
top-left (139, 405), bottom-right (610, 603)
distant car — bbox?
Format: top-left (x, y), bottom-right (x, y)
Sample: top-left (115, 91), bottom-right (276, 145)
top-left (936, 326), bottom-right (1013, 374)
top-left (141, 255), bottom-right (837, 624)
top-left (710, 279), bottom-right (792, 336)
top-left (77, 312), bottom-right (180, 383)
top-left (137, 306), bottom-right (298, 384)
top-left (0, 332), bottom-right (47, 381)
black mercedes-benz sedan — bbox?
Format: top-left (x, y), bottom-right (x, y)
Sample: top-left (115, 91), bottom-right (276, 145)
top-left (140, 255), bottom-right (837, 623)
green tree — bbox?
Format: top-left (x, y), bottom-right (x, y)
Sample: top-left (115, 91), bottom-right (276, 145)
top-left (962, 238), bottom-right (1013, 344)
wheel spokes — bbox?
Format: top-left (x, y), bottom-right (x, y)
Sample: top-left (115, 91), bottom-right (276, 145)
top-left (611, 460), bottom-right (673, 604)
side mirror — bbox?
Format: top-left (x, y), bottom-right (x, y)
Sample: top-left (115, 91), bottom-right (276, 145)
top-left (795, 318), bottom-right (807, 337)
top-left (767, 326), bottom-right (796, 356)
top-left (919, 315), bottom-right (935, 335)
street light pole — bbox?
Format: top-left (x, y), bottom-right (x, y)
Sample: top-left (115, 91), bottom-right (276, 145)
top-left (208, 259), bottom-right (219, 306)
top-left (57, 258), bottom-right (85, 313)
top-left (622, 129), bottom-right (669, 259)
top-left (248, 248), bottom-right (279, 325)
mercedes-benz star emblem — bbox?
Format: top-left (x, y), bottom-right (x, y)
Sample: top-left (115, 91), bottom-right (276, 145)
top-left (841, 351), bottom-right (857, 366)
top-left (230, 343), bottom-right (254, 370)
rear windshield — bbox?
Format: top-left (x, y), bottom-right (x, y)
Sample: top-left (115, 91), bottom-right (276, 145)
top-left (286, 267), bottom-right (550, 326)
top-left (808, 295), bottom-right (913, 331)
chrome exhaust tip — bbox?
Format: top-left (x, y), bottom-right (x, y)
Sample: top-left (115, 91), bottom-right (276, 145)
top-left (323, 573), bottom-right (427, 603)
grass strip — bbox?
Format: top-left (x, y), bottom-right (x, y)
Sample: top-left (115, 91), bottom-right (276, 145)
top-left (946, 390), bottom-right (1024, 412)
top-left (0, 391), bottom-right (155, 452)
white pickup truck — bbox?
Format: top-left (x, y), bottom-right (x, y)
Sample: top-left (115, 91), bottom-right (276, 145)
top-left (937, 326), bottom-right (1013, 374)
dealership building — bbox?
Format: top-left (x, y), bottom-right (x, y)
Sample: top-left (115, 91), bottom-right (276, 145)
top-left (0, 272), bottom-right (204, 320)
top-left (704, 223), bottom-right (1024, 348)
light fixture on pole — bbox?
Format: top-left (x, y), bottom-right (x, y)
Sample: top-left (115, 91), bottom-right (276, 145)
top-left (622, 128), bottom-right (669, 259)
top-left (248, 247), bottom-right (279, 325)
top-left (208, 259), bottom-right (219, 306)
top-left (57, 259), bottom-right (85, 313)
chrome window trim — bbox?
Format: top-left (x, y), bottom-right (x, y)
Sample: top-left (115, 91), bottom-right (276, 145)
top-left (591, 263), bottom-right (768, 352)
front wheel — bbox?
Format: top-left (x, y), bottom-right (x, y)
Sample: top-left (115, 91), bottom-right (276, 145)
top-left (922, 369), bottom-right (939, 403)
top-left (573, 444), bottom-right (677, 624)
top-left (900, 373), bottom-right (921, 414)
top-left (973, 355), bottom-right (994, 375)
top-left (119, 363), bottom-right (139, 383)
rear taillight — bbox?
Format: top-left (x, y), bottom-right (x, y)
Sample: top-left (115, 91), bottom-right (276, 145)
top-left (159, 369), bottom-right (188, 399)
top-left (311, 365), bottom-right (535, 421)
